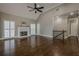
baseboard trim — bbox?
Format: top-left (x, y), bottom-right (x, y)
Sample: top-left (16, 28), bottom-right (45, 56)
top-left (64, 35), bottom-right (78, 39)
top-left (40, 34), bottom-right (53, 38)
top-left (0, 35), bottom-right (31, 40)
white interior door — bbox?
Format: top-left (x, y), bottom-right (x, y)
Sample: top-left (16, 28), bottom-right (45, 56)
top-left (70, 18), bottom-right (78, 36)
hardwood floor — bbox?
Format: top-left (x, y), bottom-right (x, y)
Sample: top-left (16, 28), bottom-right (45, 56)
top-left (0, 36), bottom-right (79, 56)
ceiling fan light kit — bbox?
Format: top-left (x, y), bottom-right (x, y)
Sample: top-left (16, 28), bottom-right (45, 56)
top-left (27, 3), bottom-right (44, 13)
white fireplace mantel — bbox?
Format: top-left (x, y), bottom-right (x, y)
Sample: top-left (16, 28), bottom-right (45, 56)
top-left (18, 26), bottom-right (30, 36)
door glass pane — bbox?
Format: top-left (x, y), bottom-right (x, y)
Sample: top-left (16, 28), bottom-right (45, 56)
top-left (4, 21), bottom-right (9, 29)
top-left (4, 30), bottom-right (9, 38)
top-left (10, 21), bottom-right (15, 29)
top-left (10, 30), bottom-right (15, 37)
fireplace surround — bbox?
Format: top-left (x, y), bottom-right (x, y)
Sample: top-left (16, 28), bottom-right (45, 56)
top-left (20, 31), bottom-right (27, 36)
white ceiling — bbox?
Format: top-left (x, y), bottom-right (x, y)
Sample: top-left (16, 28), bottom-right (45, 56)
top-left (0, 3), bottom-right (62, 20)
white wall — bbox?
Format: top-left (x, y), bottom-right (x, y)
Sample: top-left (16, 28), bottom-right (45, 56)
top-left (37, 3), bottom-right (79, 38)
top-left (37, 12), bottom-right (53, 37)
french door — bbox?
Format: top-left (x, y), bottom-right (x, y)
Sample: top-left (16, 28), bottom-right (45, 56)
top-left (30, 24), bottom-right (36, 35)
top-left (4, 20), bottom-right (15, 38)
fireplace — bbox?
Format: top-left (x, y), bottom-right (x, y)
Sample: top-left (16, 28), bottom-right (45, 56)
top-left (20, 31), bottom-right (27, 36)
top-left (18, 26), bottom-right (30, 36)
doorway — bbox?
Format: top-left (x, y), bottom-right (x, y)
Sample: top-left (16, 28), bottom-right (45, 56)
top-left (68, 18), bottom-right (78, 36)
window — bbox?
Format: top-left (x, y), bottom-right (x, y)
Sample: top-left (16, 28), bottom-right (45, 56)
top-left (4, 20), bottom-right (15, 38)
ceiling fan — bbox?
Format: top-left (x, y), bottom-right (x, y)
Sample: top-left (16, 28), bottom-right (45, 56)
top-left (27, 3), bottom-right (44, 13)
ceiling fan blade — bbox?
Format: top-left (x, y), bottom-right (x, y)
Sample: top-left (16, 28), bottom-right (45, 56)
top-left (38, 7), bottom-right (44, 9)
top-left (34, 3), bottom-right (37, 8)
top-left (37, 9), bottom-right (42, 12)
top-left (27, 6), bottom-right (34, 9)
